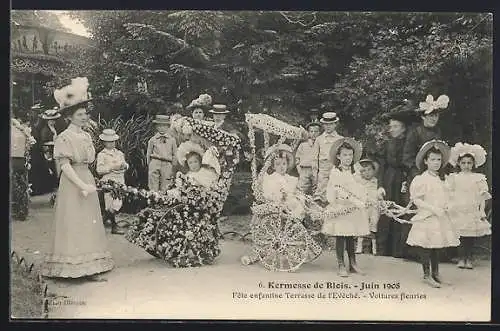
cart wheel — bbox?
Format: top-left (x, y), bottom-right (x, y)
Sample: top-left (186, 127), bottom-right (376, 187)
top-left (252, 211), bottom-right (309, 272)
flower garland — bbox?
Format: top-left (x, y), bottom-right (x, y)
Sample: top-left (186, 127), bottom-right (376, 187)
top-left (11, 119), bottom-right (36, 220)
top-left (245, 113), bottom-right (308, 139)
top-left (97, 117), bottom-right (242, 268)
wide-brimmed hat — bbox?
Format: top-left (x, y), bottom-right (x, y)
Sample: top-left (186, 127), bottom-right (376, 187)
top-left (40, 108), bottom-right (61, 120)
top-left (99, 128), bottom-right (120, 142)
top-left (152, 114), bottom-right (171, 125)
top-left (448, 142), bottom-right (487, 168)
top-left (31, 103), bottom-right (45, 111)
top-left (355, 158), bottom-right (380, 174)
top-left (176, 141), bottom-right (205, 167)
top-left (382, 100), bottom-right (420, 125)
top-left (415, 139), bottom-right (450, 170)
top-left (264, 143), bottom-right (295, 171)
top-left (209, 104), bottom-right (230, 114)
top-left (329, 137), bottom-right (362, 165)
top-left (53, 77), bottom-right (93, 114)
top-left (417, 94), bottom-right (449, 115)
top-left (202, 146), bottom-right (221, 175)
top-left (319, 112), bottom-right (339, 124)
top-left (186, 94), bottom-right (213, 111)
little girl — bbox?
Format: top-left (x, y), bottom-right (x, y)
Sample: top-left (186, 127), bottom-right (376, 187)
top-left (446, 142), bottom-right (491, 269)
top-left (355, 158), bottom-right (385, 255)
top-left (406, 140), bottom-right (460, 288)
top-left (261, 144), bottom-right (305, 219)
top-left (176, 143), bottom-right (220, 188)
top-left (321, 137), bottom-right (369, 277)
top-left (96, 129), bottom-right (129, 235)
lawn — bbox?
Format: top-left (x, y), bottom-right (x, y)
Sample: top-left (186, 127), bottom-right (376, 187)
top-left (10, 260), bottom-right (45, 319)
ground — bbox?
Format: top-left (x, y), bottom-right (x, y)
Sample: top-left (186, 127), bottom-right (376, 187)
top-left (10, 194), bottom-right (491, 321)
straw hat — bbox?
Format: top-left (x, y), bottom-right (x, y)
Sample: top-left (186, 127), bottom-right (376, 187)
top-left (53, 77), bottom-right (93, 113)
top-left (264, 143), bottom-right (295, 171)
top-left (176, 141), bottom-right (205, 167)
top-left (319, 112), bottom-right (339, 124)
top-left (99, 129), bottom-right (120, 142)
top-left (31, 103), bottom-right (45, 111)
top-left (209, 104), bottom-right (230, 114)
top-left (415, 139), bottom-right (450, 170)
top-left (329, 137), bottom-right (362, 165)
top-left (448, 142), bottom-right (487, 168)
top-left (355, 158), bottom-right (380, 174)
top-left (152, 114), bottom-right (171, 125)
top-left (40, 108), bottom-right (61, 120)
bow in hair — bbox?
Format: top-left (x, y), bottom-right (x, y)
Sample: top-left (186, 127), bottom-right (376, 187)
top-left (419, 94), bottom-right (450, 114)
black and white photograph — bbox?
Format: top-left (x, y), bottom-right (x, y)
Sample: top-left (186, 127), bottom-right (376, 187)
top-left (9, 10), bottom-right (493, 321)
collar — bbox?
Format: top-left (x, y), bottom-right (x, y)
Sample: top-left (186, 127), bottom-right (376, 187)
top-left (102, 148), bottom-right (117, 154)
top-left (156, 133), bottom-right (170, 139)
top-left (68, 123), bottom-right (84, 134)
top-left (324, 132), bottom-right (339, 137)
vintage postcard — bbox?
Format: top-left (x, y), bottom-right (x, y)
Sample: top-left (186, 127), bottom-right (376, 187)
top-left (10, 10), bottom-right (492, 321)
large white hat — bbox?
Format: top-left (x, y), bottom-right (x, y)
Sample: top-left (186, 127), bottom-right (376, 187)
top-left (415, 139), bottom-right (450, 170)
top-left (176, 141), bottom-right (205, 167)
top-left (449, 142), bottom-right (487, 168)
top-left (202, 146), bottom-right (221, 175)
top-left (264, 143), bottom-right (295, 171)
top-left (53, 77), bottom-right (93, 113)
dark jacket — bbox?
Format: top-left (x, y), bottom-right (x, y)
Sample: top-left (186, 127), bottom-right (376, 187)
top-left (402, 123), bottom-right (442, 184)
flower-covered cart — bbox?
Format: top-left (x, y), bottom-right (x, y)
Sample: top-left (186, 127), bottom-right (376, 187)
top-left (98, 117), bottom-right (241, 267)
top-left (240, 113), bottom-right (324, 272)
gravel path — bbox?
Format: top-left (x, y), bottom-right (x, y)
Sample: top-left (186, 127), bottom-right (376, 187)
top-left (11, 195), bottom-right (491, 321)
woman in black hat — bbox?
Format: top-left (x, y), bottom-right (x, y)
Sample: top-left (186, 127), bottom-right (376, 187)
top-left (402, 94), bottom-right (448, 185)
top-left (370, 100), bottom-right (419, 258)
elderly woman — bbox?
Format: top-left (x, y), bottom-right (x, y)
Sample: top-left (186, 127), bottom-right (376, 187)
top-left (370, 101), bottom-right (419, 257)
top-left (41, 77), bottom-right (114, 280)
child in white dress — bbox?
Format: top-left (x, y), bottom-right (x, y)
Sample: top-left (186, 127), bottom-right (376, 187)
top-left (261, 144), bottom-right (305, 219)
top-left (407, 140), bottom-right (460, 288)
top-left (446, 142), bottom-right (491, 269)
top-left (176, 143), bottom-right (220, 189)
top-left (96, 129), bottom-right (129, 235)
top-left (321, 137), bottom-right (369, 277)
top-left (355, 159), bottom-right (385, 255)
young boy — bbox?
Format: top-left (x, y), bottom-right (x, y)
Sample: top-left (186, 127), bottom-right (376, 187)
top-left (295, 122), bottom-right (321, 195)
top-left (96, 128), bottom-right (129, 235)
top-left (147, 114), bottom-right (177, 193)
top-left (355, 158), bottom-right (385, 255)
top-left (312, 112), bottom-right (343, 205)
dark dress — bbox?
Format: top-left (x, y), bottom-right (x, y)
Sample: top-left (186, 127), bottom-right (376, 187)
top-left (29, 123), bottom-right (65, 195)
top-left (370, 134), bottom-right (409, 257)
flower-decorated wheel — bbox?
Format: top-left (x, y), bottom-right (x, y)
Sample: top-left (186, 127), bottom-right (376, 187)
top-left (252, 210), bottom-right (310, 272)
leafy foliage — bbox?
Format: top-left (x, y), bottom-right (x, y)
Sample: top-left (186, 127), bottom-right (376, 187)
top-left (67, 11), bottom-right (492, 178)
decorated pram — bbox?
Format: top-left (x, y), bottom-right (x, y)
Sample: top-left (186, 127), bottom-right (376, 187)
top-left (240, 113), bottom-right (325, 272)
top-left (98, 117), bottom-right (241, 267)
top-left (239, 114), bottom-right (418, 272)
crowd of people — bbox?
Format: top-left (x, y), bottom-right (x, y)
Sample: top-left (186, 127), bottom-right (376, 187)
top-left (10, 76), bottom-right (491, 289)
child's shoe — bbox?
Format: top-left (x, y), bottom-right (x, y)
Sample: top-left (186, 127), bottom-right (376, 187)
top-left (457, 260), bottom-right (466, 269)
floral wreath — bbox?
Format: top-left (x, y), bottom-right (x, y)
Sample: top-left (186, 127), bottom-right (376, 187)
top-left (98, 116), bottom-right (242, 268)
top-left (11, 118), bottom-right (36, 202)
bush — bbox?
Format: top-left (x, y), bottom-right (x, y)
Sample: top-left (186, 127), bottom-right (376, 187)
top-left (10, 260), bottom-right (44, 318)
